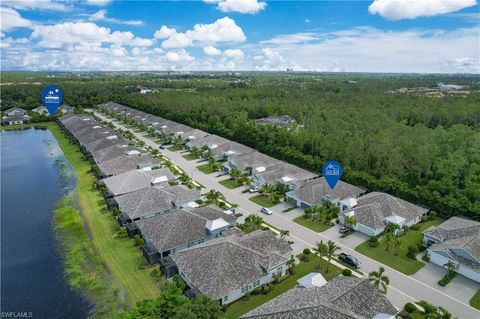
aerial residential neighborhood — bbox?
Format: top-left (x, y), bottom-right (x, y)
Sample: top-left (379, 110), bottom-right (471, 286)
top-left (1, 1), bottom-right (479, 319)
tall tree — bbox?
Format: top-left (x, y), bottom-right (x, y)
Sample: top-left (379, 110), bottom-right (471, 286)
top-left (369, 267), bottom-right (390, 294)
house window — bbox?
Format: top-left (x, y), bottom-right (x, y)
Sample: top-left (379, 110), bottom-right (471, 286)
top-left (241, 286), bottom-right (249, 293)
top-left (253, 280), bottom-right (260, 287)
top-left (223, 295), bottom-right (228, 302)
top-left (171, 248), bottom-right (176, 253)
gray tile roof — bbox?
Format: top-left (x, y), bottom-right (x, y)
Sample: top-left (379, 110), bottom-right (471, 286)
top-left (84, 136), bottom-right (130, 153)
top-left (259, 163), bottom-right (318, 185)
top-left (4, 107), bottom-right (27, 115)
top-left (426, 217), bottom-right (480, 270)
top-left (2, 114), bottom-right (31, 123)
top-left (115, 185), bottom-right (200, 220)
top-left (230, 151), bottom-right (282, 172)
top-left (103, 167), bottom-right (176, 196)
top-left (97, 154), bottom-right (160, 176)
top-left (241, 276), bottom-right (397, 319)
top-left (170, 230), bottom-right (292, 300)
top-left (135, 205), bottom-right (236, 253)
top-left (347, 192), bottom-right (428, 230)
top-left (210, 141), bottom-right (255, 159)
top-left (188, 134), bottom-right (231, 149)
top-left (91, 144), bottom-right (147, 163)
top-left (177, 128), bottom-right (210, 141)
top-left (254, 115), bottom-right (296, 128)
top-left (292, 177), bottom-right (364, 205)
top-left (424, 217), bottom-right (480, 242)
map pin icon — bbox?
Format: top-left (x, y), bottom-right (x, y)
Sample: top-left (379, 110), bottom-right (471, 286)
top-left (322, 160), bottom-right (343, 189)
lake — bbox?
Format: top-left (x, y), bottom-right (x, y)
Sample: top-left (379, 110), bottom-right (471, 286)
top-left (1, 128), bottom-right (92, 318)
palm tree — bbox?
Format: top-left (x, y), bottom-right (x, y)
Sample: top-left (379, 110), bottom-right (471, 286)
top-left (369, 267), bottom-right (389, 294)
top-left (190, 146), bottom-right (201, 158)
top-left (384, 232), bottom-right (394, 252)
top-left (344, 215), bottom-right (357, 229)
top-left (314, 240), bottom-right (327, 270)
top-left (259, 183), bottom-right (277, 202)
top-left (325, 240), bottom-right (341, 274)
top-left (229, 167), bottom-right (241, 181)
top-left (274, 182), bottom-right (290, 195)
top-left (393, 236), bottom-right (402, 256)
top-left (206, 189), bottom-right (225, 205)
top-left (237, 175), bottom-right (252, 186)
top-left (279, 229), bottom-right (290, 238)
top-left (245, 214), bottom-right (264, 231)
top-left (244, 166), bottom-right (253, 175)
top-left (444, 260), bottom-right (456, 278)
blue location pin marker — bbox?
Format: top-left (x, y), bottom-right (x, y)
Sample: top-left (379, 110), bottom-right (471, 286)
top-left (322, 160), bottom-right (343, 189)
top-left (41, 85), bottom-right (63, 116)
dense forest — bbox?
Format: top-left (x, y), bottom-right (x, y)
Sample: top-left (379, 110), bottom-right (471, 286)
top-left (1, 72), bottom-right (479, 220)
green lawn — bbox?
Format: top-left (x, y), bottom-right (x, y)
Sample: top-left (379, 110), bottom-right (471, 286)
top-left (197, 163), bottom-right (218, 174)
top-left (1, 121), bottom-right (54, 131)
top-left (249, 194), bottom-right (280, 208)
top-left (153, 139), bottom-right (164, 144)
top-left (219, 178), bottom-right (243, 189)
top-left (49, 124), bottom-right (163, 306)
top-left (167, 145), bottom-right (184, 151)
top-left (142, 133), bottom-right (156, 138)
top-left (293, 215), bottom-right (333, 233)
top-left (355, 217), bottom-right (444, 275)
top-left (225, 254), bottom-right (342, 318)
top-left (470, 290), bottom-right (480, 310)
top-left (182, 153), bottom-right (200, 161)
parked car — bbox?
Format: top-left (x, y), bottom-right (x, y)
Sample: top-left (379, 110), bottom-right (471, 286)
top-left (339, 225), bottom-right (350, 233)
top-left (249, 185), bottom-right (259, 193)
top-left (338, 253), bottom-right (361, 268)
top-left (260, 207), bottom-right (272, 215)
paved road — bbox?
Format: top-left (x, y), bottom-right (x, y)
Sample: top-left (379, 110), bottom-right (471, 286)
top-left (94, 111), bottom-right (480, 319)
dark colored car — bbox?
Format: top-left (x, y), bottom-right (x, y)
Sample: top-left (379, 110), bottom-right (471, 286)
top-left (338, 253), bottom-right (361, 268)
top-left (339, 225), bottom-right (350, 233)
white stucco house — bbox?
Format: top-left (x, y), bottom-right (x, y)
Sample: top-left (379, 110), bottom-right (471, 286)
top-left (423, 217), bottom-right (480, 283)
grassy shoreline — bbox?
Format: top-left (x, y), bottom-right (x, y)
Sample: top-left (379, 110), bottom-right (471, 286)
top-left (47, 123), bottom-right (163, 309)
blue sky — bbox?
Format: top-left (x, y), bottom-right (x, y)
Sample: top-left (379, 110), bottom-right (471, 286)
top-left (1, 0), bottom-right (479, 72)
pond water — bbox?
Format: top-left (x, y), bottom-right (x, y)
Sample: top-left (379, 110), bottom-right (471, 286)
top-left (1, 128), bottom-right (92, 318)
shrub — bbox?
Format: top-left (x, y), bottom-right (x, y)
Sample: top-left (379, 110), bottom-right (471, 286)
top-left (420, 216), bottom-right (428, 223)
top-left (112, 207), bottom-right (121, 216)
top-left (422, 254), bottom-right (430, 262)
top-left (303, 248), bottom-right (311, 255)
top-left (150, 268), bottom-right (162, 281)
top-left (342, 269), bottom-right (352, 277)
top-left (335, 218), bottom-right (340, 224)
top-left (116, 227), bottom-right (128, 238)
top-left (368, 235), bottom-right (379, 247)
top-left (133, 234), bottom-right (145, 246)
top-left (407, 245), bottom-right (418, 259)
top-left (404, 302), bottom-right (416, 313)
top-left (299, 253), bottom-right (310, 262)
top-left (410, 224), bottom-right (420, 231)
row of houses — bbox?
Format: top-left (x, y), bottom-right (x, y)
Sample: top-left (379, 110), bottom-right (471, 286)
top-left (74, 105), bottom-right (404, 316)
top-left (99, 101), bottom-right (429, 238)
top-left (57, 112), bottom-right (297, 306)
top-left (1, 105), bottom-right (75, 125)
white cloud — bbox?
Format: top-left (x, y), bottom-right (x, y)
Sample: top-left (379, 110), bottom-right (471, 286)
top-left (30, 22), bottom-right (153, 49)
top-left (89, 9), bottom-right (144, 26)
top-left (154, 26), bottom-right (177, 39)
top-left (261, 32), bottom-right (317, 45)
top-left (165, 49), bottom-right (195, 62)
top-left (157, 17), bottom-right (246, 49)
top-left (0, 7), bottom-right (32, 32)
top-left (1, 0), bottom-right (68, 11)
top-left (203, 45), bottom-right (222, 55)
top-left (224, 48), bottom-right (244, 59)
top-left (368, 0), bottom-right (477, 20)
top-left (216, 0), bottom-right (267, 14)
top-left (304, 19), bottom-right (311, 23)
top-left (258, 26), bottom-right (480, 73)
top-left (86, 0), bottom-right (112, 6)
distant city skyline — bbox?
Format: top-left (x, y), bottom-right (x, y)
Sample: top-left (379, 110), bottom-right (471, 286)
top-left (1, 0), bottom-right (479, 73)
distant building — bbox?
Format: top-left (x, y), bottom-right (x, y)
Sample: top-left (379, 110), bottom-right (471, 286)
top-left (32, 106), bottom-right (50, 116)
top-left (136, 85), bottom-right (152, 94)
top-left (254, 115), bottom-right (301, 129)
top-left (2, 108), bottom-right (30, 125)
top-left (59, 105), bottom-right (75, 114)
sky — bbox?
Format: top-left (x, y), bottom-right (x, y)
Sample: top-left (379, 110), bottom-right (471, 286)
top-left (1, 0), bottom-right (479, 73)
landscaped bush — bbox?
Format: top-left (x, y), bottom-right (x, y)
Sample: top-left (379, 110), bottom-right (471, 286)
top-left (407, 245), bottom-right (419, 259)
top-left (298, 253), bottom-right (310, 262)
top-left (150, 268), bottom-right (162, 281)
top-left (422, 254), bottom-right (430, 262)
top-left (342, 269), bottom-right (352, 277)
top-left (368, 235), bottom-right (379, 247)
top-left (112, 207), bottom-right (120, 216)
top-left (116, 226), bottom-right (128, 238)
top-left (410, 224), bottom-right (420, 231)
top-left (133, 234), bottom-right (145, 246)
top-left (303, 248), bottom-right (311, 255)
top-left (438, 272), bottom-right (457, 286)
top-left (404, 302), bottom-right (417, 313)
top-left (420, 216), bottom-right (428, 223)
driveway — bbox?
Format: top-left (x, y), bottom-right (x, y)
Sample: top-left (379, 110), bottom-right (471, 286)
top-left (322, 225), bottom-right (370, 248)
top-left (412, 262), bottom-right (480, 304)
top-left (94, 111), bottom-right (480, 319)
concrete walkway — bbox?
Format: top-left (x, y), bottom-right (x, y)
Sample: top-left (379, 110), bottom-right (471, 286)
top-left (94, 111), bottom-right (480, 319)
